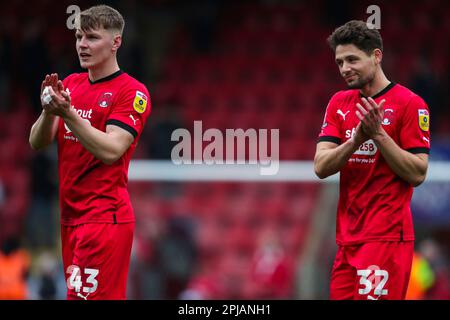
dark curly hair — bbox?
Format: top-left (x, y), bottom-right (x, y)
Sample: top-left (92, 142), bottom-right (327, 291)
top-left (327, 20), bottom-right (383, 55)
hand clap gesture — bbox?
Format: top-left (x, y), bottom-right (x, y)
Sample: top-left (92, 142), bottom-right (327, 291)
top-left (356, 97), bottom-right (386, 138)
top-left (40, 73), bottom-right (71, 118)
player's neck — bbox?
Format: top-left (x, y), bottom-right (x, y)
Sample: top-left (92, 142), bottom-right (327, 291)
top-left (360, 70), bottom-right (391, 98)
top-left (88, 58), bottom-right (120, 83)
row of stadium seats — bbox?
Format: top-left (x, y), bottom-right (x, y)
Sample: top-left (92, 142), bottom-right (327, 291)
top-left (0, 0), bottom-right (449, 299)
top-left (129, 181), bottom-right (317, 299)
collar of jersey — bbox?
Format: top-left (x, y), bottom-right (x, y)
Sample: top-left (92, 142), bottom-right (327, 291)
top-left (360, 81), bottom-right (396, 100)
top-left (88, 70), bottom-right (124, 85)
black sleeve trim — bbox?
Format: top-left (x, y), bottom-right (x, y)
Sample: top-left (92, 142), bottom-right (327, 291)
top-left (106, 119), bottom-right (138, 138)
top-left (318, 136), bottom-right (341, 144)
top-left (407, 147), bottom-right (430, 154)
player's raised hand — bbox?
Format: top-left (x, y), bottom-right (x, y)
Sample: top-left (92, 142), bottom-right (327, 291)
top-left (41, 73), bottom-right (63, 108)
top-left (41, 74), bottom-right (51, 106)
top-left (57, 79), bottom-right (65, 93)
top-left (60, 87), bottom-right (71, 103)
top-left (356, 98), bottom-right (386, 138)
top-left (42, 85), bottom-right (71, 117)
top-left (40, 73), bottom-right (58, 94)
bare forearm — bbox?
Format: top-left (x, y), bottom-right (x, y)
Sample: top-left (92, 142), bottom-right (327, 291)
top-left (62, 109), bottom-right (125, 164)
top-left (373, 131), bottom-right (428, 186)
top-left (314, 138), bottom-right (361, 179)
top-left (29, 111), bottom-right (58, 150)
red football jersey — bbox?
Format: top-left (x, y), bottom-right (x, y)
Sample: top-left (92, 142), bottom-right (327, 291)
top-left (318, 83), bottom-right (430, 245)
top-left (58, 70), bottom-right (151, 225)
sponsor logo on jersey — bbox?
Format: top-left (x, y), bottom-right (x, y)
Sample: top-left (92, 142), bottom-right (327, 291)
top-left (346, 127), bottom-right (378, 156)
top-left (337, 109), bottom-right (350, 120)
top-left (354, 139), bottom-right (378, 156)
top-left (77, 292), bottom-right (91, 300)
top-left (64, 107), bottom-right (92, 140)
top-left (129, 114), bottom-right (139, 125)
top-left (133, 91), bottom-right (147, 114)
top-left (418, 109), bottom-right (429, 131)
top-left (97, 92), bottom-right (113, 108)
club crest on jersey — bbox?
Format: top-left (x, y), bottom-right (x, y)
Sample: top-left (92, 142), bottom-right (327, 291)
top-left (418, 109), bottom-right (429, 131)
top-left (97, 92), bottom-right (113, 108)
top-left (133, 91), bottom-right (147, 114)
top-left (382, 108), bottom-right (394, 126)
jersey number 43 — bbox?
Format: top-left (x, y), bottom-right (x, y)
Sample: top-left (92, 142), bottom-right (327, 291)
top-left (66, 265), bottom-right (99, 297)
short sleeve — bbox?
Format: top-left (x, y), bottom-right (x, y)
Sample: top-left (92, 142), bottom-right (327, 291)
top-left (106, 85), bottom-right (151, 139)
top-left (399, 95), bottom-right (430, 154)
top-left (318, 93), bottom-right (342, 144)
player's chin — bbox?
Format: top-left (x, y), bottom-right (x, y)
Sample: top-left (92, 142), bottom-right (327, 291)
top-left (346, 79), bottom-right (363, 89)
top-left (79, 60), bottom-right (93, 69)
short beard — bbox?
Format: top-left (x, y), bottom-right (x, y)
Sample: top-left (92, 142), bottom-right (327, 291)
top-left (346, 72), bottom-right (375, 89)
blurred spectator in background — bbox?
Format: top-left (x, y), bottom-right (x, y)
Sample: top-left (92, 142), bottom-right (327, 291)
top-left (179, 262), bottom-right (223, 300)
top-left (25, 147), bottom-right (58, 249)
top-left (243, 230), bottom-right (293, 299)
top-left (410, 57), bottom-right (441, 132)
top-left (0, 178), bottom-right (5, 208)
top-left (128, 211), bottom-right (197, 299)
top-left (405, 250), bottom-right (435, 299)
top-left (145, 98), bottom-right (184, 159)
top-left (128, 209), bottom-right (166, 299)
top-left (157, 215), bottom-right (197, 299)
top-left (419, 238), bottom-right (450, 299)
top-left (406, 238), bottom-right (450, 300)
top-left (18, 18), bottom-right (51, 113)
top-left (27, 250), bottom-right (66, 300)
top-left (0, 236), bottom-right (31, 299)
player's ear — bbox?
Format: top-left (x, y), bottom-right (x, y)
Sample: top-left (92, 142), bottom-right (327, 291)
top-left (373, 48), bottom-right (382, 65)
top-left (112, 34), bottom-right (122, 52)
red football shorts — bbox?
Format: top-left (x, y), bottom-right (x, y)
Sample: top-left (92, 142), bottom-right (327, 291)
top-left (61, 222), bottom-right (134, 300)
top-left (330, 241), bottom-right (414, 300)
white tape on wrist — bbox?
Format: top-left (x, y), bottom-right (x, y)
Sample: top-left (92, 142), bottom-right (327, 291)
top-left (42, 86), bottom-right (53, 104)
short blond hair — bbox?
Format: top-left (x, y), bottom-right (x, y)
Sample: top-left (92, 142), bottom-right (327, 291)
top-left (78, 5), bottom-right (124, 35)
